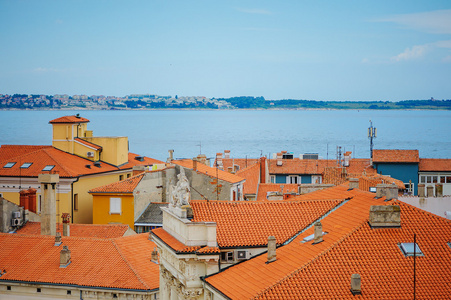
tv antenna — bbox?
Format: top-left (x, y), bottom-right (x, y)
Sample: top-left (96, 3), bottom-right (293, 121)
top-left (368, 120), bottom-right (377, 158)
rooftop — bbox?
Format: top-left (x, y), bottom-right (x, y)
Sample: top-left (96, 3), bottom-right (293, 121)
top-left (16, 222), bottom-right (132, 238)
top-left (173, 159), bottom-right (245, 184)
top-left (49, 115), bottom-right (90, 124)
top-left (373, 149), bottom-right (420, 163)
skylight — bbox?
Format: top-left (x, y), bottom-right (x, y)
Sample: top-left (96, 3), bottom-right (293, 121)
top-left (42, 165), bottom-right (55, 171)
top-left (3, 162), bottom-right (16, 168)
top-left (400, 243), bottom-right (423, 256)
top-left (20, 162), bottom-right (32, 169)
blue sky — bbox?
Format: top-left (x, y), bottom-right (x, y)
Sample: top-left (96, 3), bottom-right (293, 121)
top-left (1, 0), bottom-right (450, 101)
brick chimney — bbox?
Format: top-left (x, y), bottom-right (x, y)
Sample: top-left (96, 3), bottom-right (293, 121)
top-left (369, 205), bottom-right (401, 227)
top-left (350, 274), bottom-right (362, 295)
top-left (60, 245), bottom-right (71, 268)
top-left (216, 153), bottom-right (223, 169)
top-left (38, 174), bottom-right (59, 236)
top-left (224, 150), bottom-right (230, 159)
top-left (62, 213), bottom-right (70, 237)
top-left (276, 152), bottom-right (283, 166)
top-left (19, 190), bottom-right (29, 210)
top-left (267, 236), bottom-right (276, 263)
top-left (313, 222), bottom-right (323, 244)
top-left (192, 158), bottom-right (198, 171)
top-left (27, 188), bottom-right (37, 213)
top-left (349, 178), bottom-right (359, 190)
top-left (260, 157), bottom-right (267, 184)
top-left (376, 183), bottom-right (398, 200)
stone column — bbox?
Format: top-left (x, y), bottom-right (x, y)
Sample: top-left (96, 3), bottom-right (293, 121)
top-left (38, 174), bottom-right (59, 236)
top-left (427, 185), bottom-right (434, 197)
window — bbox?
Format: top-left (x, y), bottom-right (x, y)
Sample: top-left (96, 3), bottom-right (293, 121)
top-left (3, 162), bottom-right (16, 168)
top-left (127, 173), bottom-right (131, 178)
top-left (447, 176), bottom-right (451, 184)
top-left (420, 176), bottom-right (425, 183)
top-left (287, 175), bottom-right (298, 184)
top-left (20, 162), bottom-right (32, 168)
top-left (7, 286), bottom-right (11, 291)
top-left (119, 175), bottom-right (124, 181)
top-left (74, 194), bottom-right (78, 211)
top-left (404, 183), bottom-right (414, 195)
top-left (42, 165), bottom-right (55, 171)
top-left (220, 251), bottom-right (234, 263)
top-left (432, 176), bottom-right (438, 183)
top-left (399, 243), bottom-right (423, 256)
top-left (426, 176), bottom-right (432, 183)
top-left (37, 288), bottom-right (41, 293)
top-left (110, 197), bottom-right (121, 214)
top-left (441, 176), bottom-right (446, 183)
top-left (270, 175), bottom-right (276, 183)
top-left (67, 290), bottom-right (71, 295)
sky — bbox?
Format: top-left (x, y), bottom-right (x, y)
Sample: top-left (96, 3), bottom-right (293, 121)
top-left (1, 0), bottom-right (450, 101)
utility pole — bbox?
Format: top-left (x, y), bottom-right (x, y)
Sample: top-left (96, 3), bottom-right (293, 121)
top-left (368, 120), bottom-right (377, 158)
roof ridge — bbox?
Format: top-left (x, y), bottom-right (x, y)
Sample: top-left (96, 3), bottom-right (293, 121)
top-left (253, 218), bottom-right (370, 299)
top-left (111, 239), bottom-right (150, 290)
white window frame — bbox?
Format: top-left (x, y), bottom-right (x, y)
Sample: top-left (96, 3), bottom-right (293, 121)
top-left (270, 175), bottom-right (276, 183)
top-left (404, 182), bottom-right (414, 194)
top-left (220, 251), bottom-right (234, 263)
top-left (110, 197), bottom-right (121, 214)
top-left (287, 175), bottom-right (299, 184)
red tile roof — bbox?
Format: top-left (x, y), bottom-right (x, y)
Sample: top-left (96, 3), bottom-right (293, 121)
top-left (268, 159), bottom-right (337, 175)
top-left (16, 222), bottom-right (131, 238)
top-left (190, 199), bottom-right (343, 247)
top-left (0, 145), bottom-right (163, 178)
top-left (419, 158), bottom-right (451, 172)
top-left (173, 159), bottom-right (245, 184)
top-left (373, 149), bottom-right (420, 163)
top-left (49, 115), bottom-right (90, 124)
top-left (220, 158), bottom-right (259, 172)
top-left (256, 183), bottom-right (299, 201)
top-left (151, 228), bottom-right (202, 253)
top-left (236, 162), bottom-right (261, 195)
top-left (89, 173), bottom-right (145, 193)
top-left (0, 233), bottom-right (159, 291)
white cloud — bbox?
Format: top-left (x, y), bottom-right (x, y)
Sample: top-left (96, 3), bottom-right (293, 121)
top-left (235, 7), bottom-right (272, 15)
top-left (391, 40), bottom-right (451, 62)
top-left (442, 55), bottom-right (451, 63)
top-left (377, 9), bottom-right (451, 34)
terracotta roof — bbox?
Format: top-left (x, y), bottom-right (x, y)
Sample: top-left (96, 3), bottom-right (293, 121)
top-left (290, 184), bottom-right (354, 201)
top-left (151, 228), bottom-right (201, 253)
top-left (190, 199), bottom-right (343, 247)
top-left (0, 145), bottom-right (163, 178)
top-left (0, 233), bottom-right (159, 291)
top-left (204, 192), bottom-right (389, 299)
top-left (373, 149), bottom-right (420, 163)
top-left (49, 115), bottom-right (90, 124)
top-left (256, 184), bottom-right (299, 201)
top-left (268, 159), bottom-right (337, 175)
top-left (173, 159), bottom-right (245, 184)
top-left (236, 162), bottom-right (261, 195)
top-left (219, 158), bottom-right (259, 172)
top-left (120, 153), bottom-right (164, 169)
top-left (419, 158), bottom-right (451, 172)
top-left (89, 173), bottom-right (145, 193)
top-left (16, 222), bottom-right (131, 238)
top-left (74, 138), bottom-right (102, 150)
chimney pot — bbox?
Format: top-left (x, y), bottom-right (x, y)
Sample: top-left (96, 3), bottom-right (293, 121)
top-left (276, 153), bottom-right (283, 166)
top-left (313, 222), bottom-right (323, 244)
top-left (267, 236), bottom-right (276, 263)
top-left (369, 205), bottom-right (401, 227)
top-left (167, 149), bottom-right (174, 162)
top-left (350, 274), bottom-right (361, 295)
top-left (224, 150), bottom-right (230, 159)
top-left (376, 183), bottom-right (398, 200)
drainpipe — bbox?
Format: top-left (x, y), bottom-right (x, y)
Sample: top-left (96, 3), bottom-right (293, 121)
top-left (71, 177), bottom-right (80, 223)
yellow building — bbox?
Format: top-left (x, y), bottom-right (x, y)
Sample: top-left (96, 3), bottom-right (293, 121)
top-left (0, 115), bottom-right (163, 224)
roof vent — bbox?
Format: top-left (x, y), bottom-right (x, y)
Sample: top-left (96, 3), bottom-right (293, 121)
top-left (350, 274), bottom-right (361, 295)
top-left (93, 162), bottom-right (101, 168)
top-left (135, 156), bottom-right (144, 162)
top-left (85, 164), bottom-right (91, 169)
top-left (369, 205), bottom-right (401, 228)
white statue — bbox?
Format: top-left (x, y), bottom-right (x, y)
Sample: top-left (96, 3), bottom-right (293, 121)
top-left (171, 168), bottom-right (191, 207)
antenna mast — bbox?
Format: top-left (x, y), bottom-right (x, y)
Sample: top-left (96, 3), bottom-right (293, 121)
top-left (368, 120), bottom-right (377, 158)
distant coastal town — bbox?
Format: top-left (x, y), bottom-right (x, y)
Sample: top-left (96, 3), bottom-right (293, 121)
top-left (1, 93), bottom-right (450, 110)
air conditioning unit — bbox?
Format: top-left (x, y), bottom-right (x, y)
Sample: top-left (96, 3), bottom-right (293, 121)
top-left (11, 218), bottom-right (23, 227)
top-left (300, 153), bottom-right (319, 160)
top-left (87, 151), bottom-right (95, 158)
top-left (12, 211), bottom-right (21, 219)
top-left (235, 250), bottom-right (250, 260)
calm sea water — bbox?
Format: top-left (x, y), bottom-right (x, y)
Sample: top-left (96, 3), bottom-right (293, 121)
top-left (0, 110), bottom-right (450, 162)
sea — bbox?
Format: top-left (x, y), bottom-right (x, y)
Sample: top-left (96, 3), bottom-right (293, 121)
top-left (0, 109), bottom-right (450, 162)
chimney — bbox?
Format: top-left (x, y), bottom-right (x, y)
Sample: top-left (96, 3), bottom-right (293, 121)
top-left (167, 149), bottom-right (174, 163)
top-left (267, 236), bottom-right (276, 263)
top-left (38, 174), bottom-right (59, 236)
top-left (216, 153), bottom-right (223, 169)
top-left (375, 183), bottom-right (398, 200)
top-left (417, 184), bottom-right (425, 198)
top-left (224, 150), bottom-right (230, 159)
top-left (28, 188), bottom-right (37, 213)
top-left (151, 247), bottom-right (159, 264)
top-left (313, 222), bottom-right (323, 244)
top-left (192, 158), bottom-right (198, 171)
top-left (59, 245), bottom-right (71, 268)
top-left (426, 185), bottom-right (434, 197)
top-left (276, 153), bottom-right (283, 166)
top-left (350, 274), bottom-right (362, 295)
top-left (369, 205), bottom-right (401, 227)
top-left (197, 154), bottom-right (207, 165)
top-left (62, 213), bottom-right (70, 237)
top-left (19, 190), bottom-right (29, 210)
top-left (54, 232), bottom-right (62, 246)
top-left (260, 157), bottom-right (267, 184)
top-left (132, 165), bottom-right (146, 176)
top-left (349, 178), bottom-right (359, 190)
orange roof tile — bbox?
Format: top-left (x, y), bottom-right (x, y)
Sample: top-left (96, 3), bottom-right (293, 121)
top-left (49, 115), bottom-right (90, 123)
top-left (419, 158), bottom-right (451, 172)
top-left (0, 233), bottom-right (159, 291)
top-left (173, 159), bottom-right (245, 184)
top-left (16, 222), bottom-right (131, 238)
top-left (219, 158), bottom-right (259, 172)
top-left (151, 228), bottom-right (201, 253)
top-left (236, 162), bottom-right (261, 195)
top-left (190, 199), bottom-right (343, 247)
top-left (373, 149), bottom-right (420, 163)
top-left (89, 173), bottom-right (145, 193)
top-left (204, 192), bottom-right (389, 299)
top-left (256, 184), bottom-right (299, 201)
top-left (268, 159), bottom-right (337, 175)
